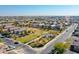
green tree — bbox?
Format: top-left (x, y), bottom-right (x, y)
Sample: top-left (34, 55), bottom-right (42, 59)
top-left (52, 42), bottom-right (68, 54)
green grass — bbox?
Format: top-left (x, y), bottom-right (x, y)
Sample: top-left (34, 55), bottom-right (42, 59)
top-left (0, 38), bottom-right (4, 43)
top-left (16, 34), bottom-right (40, 43)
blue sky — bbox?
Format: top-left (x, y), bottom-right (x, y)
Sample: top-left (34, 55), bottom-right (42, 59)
top-left (0, 5), bottom-right (79, 16)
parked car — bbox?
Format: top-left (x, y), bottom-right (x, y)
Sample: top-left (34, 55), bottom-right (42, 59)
top-left (70, 45), bottom-right (79, 53)
top-left (14, 42), bottom-right (19, 44)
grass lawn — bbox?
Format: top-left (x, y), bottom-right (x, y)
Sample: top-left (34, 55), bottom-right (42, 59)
top-left (16, 34), bottom-right (40, 43)
top-left (0, 38), bottom-right (4, 43)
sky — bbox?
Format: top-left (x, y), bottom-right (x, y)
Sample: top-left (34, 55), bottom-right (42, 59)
top-left (0, 5), bottom-right (79, 16)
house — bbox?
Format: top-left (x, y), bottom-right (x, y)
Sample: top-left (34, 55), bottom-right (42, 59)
top-left (31, 22), bottom-right (39, 28)
top-left (39, 23), bottom-right (45, 27)
top-left (51, 23), bottom-right (63, 30)
top-left (43, 34), bottom-right (55, 38)
top-left (51, 24), bottom-right (56, 28)
top-left (13, 28), bottom-right (26, 35)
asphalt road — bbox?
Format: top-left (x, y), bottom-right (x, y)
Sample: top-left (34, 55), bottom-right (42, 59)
top-left (3, 38), bottom-right (23, 48)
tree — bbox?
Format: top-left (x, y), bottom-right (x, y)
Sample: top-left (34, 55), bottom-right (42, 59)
top-left (1, 31), bottom-right (11, 38)
top-left (52, 42), bottom-right (68, 54)
top-left (13, 21), bottom-right (19, 26)
top-left (12, 34), bottom-right (17, 40)
top-left (0, 28), bottom-right (3, 33)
